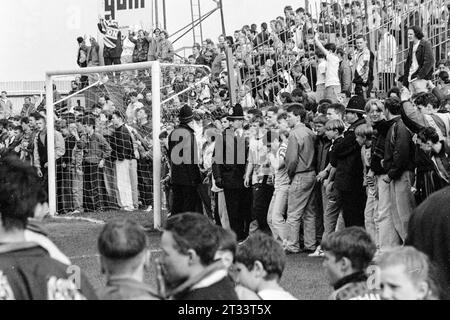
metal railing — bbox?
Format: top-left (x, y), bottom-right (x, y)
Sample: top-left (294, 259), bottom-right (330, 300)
top-left (234, 0), bottom-right (450, 103)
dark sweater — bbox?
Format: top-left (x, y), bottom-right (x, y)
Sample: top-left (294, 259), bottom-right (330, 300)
top-left (175, 276), bottom-right (238, 301)
top-left (331, 118), bottom-right (365, 192)
top-left (370, 119), bottom-right (392, 176)
top-left (168, 123), bottom-right (202, 187)
top-left (110, 124), bottom-right (134, 162)
top-left (406, 187), bottom-right (450, 299)
top-left (384, 117), bottom-right (416, 180)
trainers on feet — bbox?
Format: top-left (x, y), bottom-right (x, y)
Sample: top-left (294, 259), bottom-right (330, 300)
top-left (308, 246), bottom-right (324, 257)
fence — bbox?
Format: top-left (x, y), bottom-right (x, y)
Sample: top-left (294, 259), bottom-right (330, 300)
top-left (234, 0), bottom-right (450, 104)
top-left (0, 80), bottom-right (72, 116)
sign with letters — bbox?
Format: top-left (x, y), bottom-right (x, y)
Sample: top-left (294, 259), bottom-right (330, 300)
top-left (100, 0), bottom-right (153, 31)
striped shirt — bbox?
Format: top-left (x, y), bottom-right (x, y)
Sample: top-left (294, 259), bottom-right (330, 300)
top-left (99, 20), bottom-right (120, 49)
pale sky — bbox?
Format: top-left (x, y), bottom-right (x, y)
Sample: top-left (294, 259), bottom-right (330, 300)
top-left (0, 0), bottom-right (316, 82)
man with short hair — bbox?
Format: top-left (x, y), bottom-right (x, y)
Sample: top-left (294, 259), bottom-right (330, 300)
top-left (401, 90), bottom-right (450, 153)
top-left (321, 227), bottom-right (379, 300)
top-left (234, 232), bottom-right (297, 300)
top-left (33, 115), bottom-right (66, 192)
top-left (79, 117), bottom-right (112, 212)
top-left (284, 104), bottom-right (317, 254)
top-left (160, 212), bottom-right (238, 300)
top-left (97, 219), bottom-right (161, 300)
top-left (0, 156), bottom-right (97, 300)
top-left (353, 35), bottom-right (374, 98)
top-left (314, 35), bottom-right (341, 103)
top-left (0, 91), bottom-right (13, 120)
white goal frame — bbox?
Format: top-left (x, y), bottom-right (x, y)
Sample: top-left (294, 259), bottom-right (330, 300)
top-left (45, 61), bottom-right (162, 229)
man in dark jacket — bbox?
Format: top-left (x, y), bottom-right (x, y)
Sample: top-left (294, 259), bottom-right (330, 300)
top-left (212, 104), bottom-right (251, 242)
top-left (332, 96), bottom-right (367, 228)
top-left (0, 156), bottom-right (97, 300)
top-left (168, 105), bottom-right (202, 215)
top-left (382, 97), bottom-right (416, 248)
top-left (161, 213), bottom-right (238, 300)
top-left (110, 111), bottom-right (135, 211)
top-left (400, 26), bottom-right (435, 96)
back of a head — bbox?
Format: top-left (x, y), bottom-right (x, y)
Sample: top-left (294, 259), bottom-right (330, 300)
top-left (414, 92), bottom-right (440, 110)
top-left (321, 227), bottom-right (376, 271)
top-left (324, 43), bottom-right (337, 53)
top-left (236, 232), bottom-right (286, 281)
top-left (0, 156), bottom-right (43, 231)
top-left (98, 219), bottom-right (148, 274)
top-left (328, 103), bottom-right (346, 116)
top-left (384, 97), bottom-right (402, 116)
top-left (164, 212), bottom-right (219, 266)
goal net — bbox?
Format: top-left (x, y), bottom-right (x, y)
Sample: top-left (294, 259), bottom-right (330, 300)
top-left (44, 61), bottom-right (212, 229)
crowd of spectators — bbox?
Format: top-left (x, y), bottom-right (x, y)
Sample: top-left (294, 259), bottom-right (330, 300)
top-left (1, 157), bottom-right (449, 300)
top-left (1, 0), bottom-right (450, 300)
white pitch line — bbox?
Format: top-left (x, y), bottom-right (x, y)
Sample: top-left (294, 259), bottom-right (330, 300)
top-left (51, 216), bottom-right (106, 225)
top-left (71, 249), bottom-right (162, 260)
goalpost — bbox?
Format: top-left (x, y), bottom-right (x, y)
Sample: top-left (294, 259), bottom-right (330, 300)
top-left (45, 61), bottom-right (162, 228)
top-left (45, 61), bottom-right (211, 230)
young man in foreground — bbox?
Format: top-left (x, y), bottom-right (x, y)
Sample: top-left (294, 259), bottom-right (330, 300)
top-left (0, 156), bottom-right (96, 300)
top-left (321, 227), bottom-right (379, 300)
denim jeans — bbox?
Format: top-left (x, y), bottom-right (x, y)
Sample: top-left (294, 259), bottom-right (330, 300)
top-left (364, 187), bottom-right (379, 249)
top-left (376, 174), bottom-right (401, 252)
top-left (323, 181), bottom-right (343, 240)
top-left (267, 184), bottom-right (289, 242)
top-left (217, 191), bottom-right (230, 230)
top-left (390, 171), bottom-right (416, 243)
top-left (71, 166), bottom-right (83, 212)
top-left (285, 171), bottom-right (317, 252)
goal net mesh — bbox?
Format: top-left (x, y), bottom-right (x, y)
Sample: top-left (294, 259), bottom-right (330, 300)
top-left (46, 63), bottom-right (211, 222)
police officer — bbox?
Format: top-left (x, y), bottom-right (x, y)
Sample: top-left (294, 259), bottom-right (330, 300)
top-left (212, 104), bottom-right (251, 241)
top-left (168, 105), bottom-right (202, 215)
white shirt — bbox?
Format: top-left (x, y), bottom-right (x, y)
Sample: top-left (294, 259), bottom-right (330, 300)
top-left (126, 102), bottom-right (143, 123)
top-left (325, 52), bottom-right (341, 87)
top-left (258, 289), bottom-right (297, 300)
top-left (316, 60), bottom-right (327, 86)
top-left (409, 41), bottom-right (421, 82)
